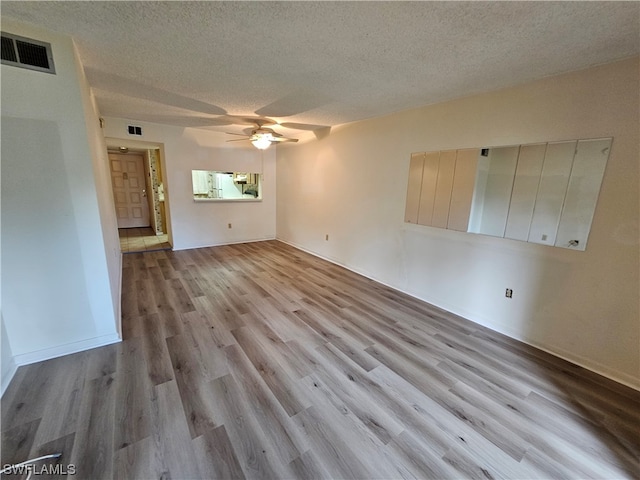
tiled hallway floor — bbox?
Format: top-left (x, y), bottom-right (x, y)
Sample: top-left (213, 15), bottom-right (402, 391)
top-left (118, 227), bottom-right (171, 253)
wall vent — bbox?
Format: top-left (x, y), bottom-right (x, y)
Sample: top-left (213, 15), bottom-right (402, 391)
top-left (1, 32), bottom-right (56, 74)
top-left (127, 125), bottom-right (143, 136)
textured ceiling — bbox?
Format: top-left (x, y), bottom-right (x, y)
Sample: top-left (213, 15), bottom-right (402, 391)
top-left (2, 1), bottom-right (639, 138)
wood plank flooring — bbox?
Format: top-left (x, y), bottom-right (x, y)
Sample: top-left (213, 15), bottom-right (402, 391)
top-left (2, 240), bottom-right (639, 479)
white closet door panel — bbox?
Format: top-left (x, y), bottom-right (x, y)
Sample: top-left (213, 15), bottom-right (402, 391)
top-left (417, 151), bottom-right (440, 226)
top-left (555, 138), bottom-right (611, 250)
top-left (528, 141), bottom-right (576, 245)
top-left (505, 143), bottom-right (546, 241)
top-left (448, 148), bottom-right (479, 232)
top-left (404, 153), bottom-right (425, 224)
top-left (431, 150), bottom-right (456, 228)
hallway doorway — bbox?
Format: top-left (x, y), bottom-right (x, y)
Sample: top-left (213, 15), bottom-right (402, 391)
top-left (105, 138), bottom-right (172, 253)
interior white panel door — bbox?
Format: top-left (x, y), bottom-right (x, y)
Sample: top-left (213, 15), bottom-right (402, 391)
top-left (431, 150), bottom-right (457, 228)
top-left (555, 138), bottom-right (612, 250)
top-left (504, 143), bottom-right (546, 241)
top-left (404, 153), bottom-right (424, 224)
top-left (110, 153), bottom-right (151, 228)
top-left (447, 148), bottom-right (479, 232)
top-left (528, 141), bottom-right (576, 245)
top-left (417, 151), bottom-right (440, 226)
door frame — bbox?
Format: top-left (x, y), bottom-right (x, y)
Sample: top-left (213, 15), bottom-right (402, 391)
top-left (105, 138), bottom-right (172, 248)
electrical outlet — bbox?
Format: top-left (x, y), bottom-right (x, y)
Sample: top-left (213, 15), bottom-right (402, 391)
top-left (505, 288), bottom-right (513, 298)
top-left (228, 223), bottom-right (232, 229)
top-left (325, 234), bottom-right (329, 241)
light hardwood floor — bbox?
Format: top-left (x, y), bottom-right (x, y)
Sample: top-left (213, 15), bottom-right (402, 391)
top-left (2, 240), bottom-right (639, 479)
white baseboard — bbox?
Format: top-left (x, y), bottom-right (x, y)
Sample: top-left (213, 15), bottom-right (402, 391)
top-left (12, 333), bottom-right (122, 368)
top-left (525, 340), bottom-right (640, 391)
top-left (1, 358), bottom-right (18, 397)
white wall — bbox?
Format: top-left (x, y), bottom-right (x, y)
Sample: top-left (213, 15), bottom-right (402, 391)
top-left (102, 118), bottom-right (276, 250)
top-left (277, 57), bottom-right (640, 389)
top-left (1, 20), bottom-right (120, 369)
top-left (75, 45), bottom-right (124, 338)
top-left (0, 111), bottom-right (11, 394)
top-left (1, 315), bottom-right (16, 395)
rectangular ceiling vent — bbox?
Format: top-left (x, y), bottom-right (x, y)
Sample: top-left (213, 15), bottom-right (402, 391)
top-left (1, 32), bottom-right (56, 74)
top-left (127, 125), bottom-right (143, 136)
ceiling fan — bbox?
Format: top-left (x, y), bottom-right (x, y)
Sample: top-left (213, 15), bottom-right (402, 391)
top-left (226, 119), bottom-right (299, 150)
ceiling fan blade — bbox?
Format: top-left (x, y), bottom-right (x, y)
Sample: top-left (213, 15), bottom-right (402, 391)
top-left (132, 115), bottom-right (234, 128)
top-left (225, 132), bottom-right (251, 137)
top-left (222, 116), bottom-right (276, 127)
top-left (279, 122), bottom-right (329, 131)
top-left (270, 137), bottom-right (299, 143)
top-left (254, 118), bottom-right (277, 128)
top-left (226, 138), bottom-right (250, 142)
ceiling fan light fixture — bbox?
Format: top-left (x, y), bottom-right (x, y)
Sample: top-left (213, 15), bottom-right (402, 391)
top-left (251, 133), bottom-right (273, 150)
top-left (226, 122), bottom-right (298, 148)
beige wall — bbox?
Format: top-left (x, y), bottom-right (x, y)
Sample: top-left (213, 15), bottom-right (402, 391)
top-left (277, 57), bottom-right (639, 388)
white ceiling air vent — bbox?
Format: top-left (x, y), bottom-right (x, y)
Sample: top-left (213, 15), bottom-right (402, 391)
top-left (1, 32), bottom-right (56, 74)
